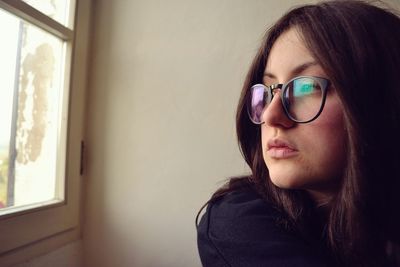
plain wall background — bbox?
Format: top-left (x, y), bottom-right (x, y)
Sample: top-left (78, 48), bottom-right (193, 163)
top-left (81, 0), bottom-right (400, 267)
top-left (83, 1), bottom-right (315, 266)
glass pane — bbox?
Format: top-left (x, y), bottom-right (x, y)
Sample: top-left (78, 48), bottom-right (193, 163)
top-left (0, 8), bottom-right (67, 211)
top-left (22, 0), bottom-right (75, 28)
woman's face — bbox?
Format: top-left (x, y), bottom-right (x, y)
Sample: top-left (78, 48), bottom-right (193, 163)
top-left (261, 28), bottom-right (346, 201)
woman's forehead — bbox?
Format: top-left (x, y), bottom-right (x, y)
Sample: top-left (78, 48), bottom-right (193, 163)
top-left (265, 29), bottom-right (323, 81)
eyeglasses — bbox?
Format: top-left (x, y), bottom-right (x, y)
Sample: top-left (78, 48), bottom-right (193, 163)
top-left (247, 76), bottom-right (330, 124)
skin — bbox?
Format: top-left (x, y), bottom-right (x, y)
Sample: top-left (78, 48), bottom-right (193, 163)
top-left (261, 28), bottom-right (347, 203)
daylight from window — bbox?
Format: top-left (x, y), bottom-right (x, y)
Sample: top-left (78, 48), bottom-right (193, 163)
top-left (0, 7), bottom-right (66, 212)
top-left (22, 0), bottom-right (72, 27)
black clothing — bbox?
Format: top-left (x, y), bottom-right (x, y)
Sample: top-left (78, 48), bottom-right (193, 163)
top-left (196, 187), bottom-right (332, 267)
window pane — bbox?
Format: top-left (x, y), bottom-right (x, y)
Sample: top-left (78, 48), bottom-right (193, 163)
top-left (22, 0), bottom-right (75, 28)
top-left (0, 8), bottom-right (67, 212)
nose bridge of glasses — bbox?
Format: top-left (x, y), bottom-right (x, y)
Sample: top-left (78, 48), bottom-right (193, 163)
top-left (268, 84), bottom-right (283, 97)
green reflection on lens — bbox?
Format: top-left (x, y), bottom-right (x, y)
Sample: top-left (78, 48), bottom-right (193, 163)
top-left (294, 79), bottom-right (313, 97)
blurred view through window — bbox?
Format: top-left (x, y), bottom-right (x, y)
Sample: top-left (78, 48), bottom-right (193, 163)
top-left (0, 0), bottom-right (73, 213)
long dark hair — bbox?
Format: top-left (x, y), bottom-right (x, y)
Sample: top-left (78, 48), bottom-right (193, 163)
top-left (201, 1), bottom-right (400, 266)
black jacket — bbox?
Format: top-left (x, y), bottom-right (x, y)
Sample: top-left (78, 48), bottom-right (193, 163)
top-left (197, 187), bottom-right (332, 267)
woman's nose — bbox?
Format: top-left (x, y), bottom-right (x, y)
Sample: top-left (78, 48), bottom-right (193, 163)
top-left (262, 91), bottom-right (296, 128)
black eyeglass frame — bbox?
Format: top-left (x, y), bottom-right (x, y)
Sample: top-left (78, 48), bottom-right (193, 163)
top-left (248, 76), bottom-right (330, 124)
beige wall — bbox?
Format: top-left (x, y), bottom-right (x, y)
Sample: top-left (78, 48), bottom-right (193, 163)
top-left (82, 0), bottom-right (399, 267)
top-left (83, 1), bottom-right (314, 266)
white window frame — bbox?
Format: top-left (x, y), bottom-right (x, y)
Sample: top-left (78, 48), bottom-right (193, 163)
top-left (0, 0), bottom-right (91, 265)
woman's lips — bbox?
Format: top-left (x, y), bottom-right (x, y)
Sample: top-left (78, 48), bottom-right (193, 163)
top-left (267, 139), bottom-right (298, 159)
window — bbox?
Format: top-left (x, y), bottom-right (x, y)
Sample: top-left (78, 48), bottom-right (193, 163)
top-left (0, 0), bottom-right (90, 264)
top-left (0, 6), bottom-right (68, 214)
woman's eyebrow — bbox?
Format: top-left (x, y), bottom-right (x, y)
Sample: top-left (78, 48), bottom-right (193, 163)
top-left (263, 61), bottom-right (319, 79)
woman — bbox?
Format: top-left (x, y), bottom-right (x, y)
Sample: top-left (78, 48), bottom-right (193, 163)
top-left (196, 1), bottom-right (400, 266)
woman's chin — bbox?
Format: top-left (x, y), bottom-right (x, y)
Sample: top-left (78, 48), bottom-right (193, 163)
top-left (269, 175), bottom-right (305, 190)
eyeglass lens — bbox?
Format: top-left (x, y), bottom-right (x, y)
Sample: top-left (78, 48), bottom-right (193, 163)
top-left (248, 77), bottom-right (324, 124)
